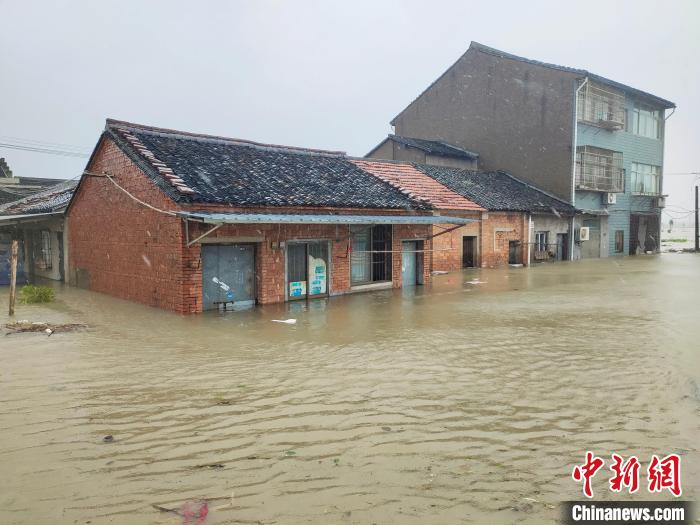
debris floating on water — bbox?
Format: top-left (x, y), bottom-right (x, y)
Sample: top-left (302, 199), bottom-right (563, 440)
top-left (272, 319), bottom-right (297, 324)
top-left (465, 279), bottom-right (485, 285)
top-left (102, 435), bottom-right (114, 443)
top-left (4, 321), bottom-right (88, 335)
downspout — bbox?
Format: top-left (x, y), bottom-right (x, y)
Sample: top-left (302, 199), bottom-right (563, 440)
top-left (570, 77), bottom-right (589, 260)
top-left (658, 107), bottom-right (676, 253)
top-left (527, 213), bottom-right (532, 266)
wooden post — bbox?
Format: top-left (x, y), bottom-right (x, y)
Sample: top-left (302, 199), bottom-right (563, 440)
top-left (9, 239), bottom-right (19, 316)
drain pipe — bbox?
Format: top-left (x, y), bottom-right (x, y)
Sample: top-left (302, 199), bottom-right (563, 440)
top-left (527, 213), bottom-right (532, 266)
top-left (570, 77), bottom-right (589, 261)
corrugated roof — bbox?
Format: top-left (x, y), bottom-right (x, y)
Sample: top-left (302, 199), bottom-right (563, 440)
top-left (103, 119), bottom-right (431, 211)
top-left (178, 211), bottom-right (475, 225)
top-left (352, 159), bottom-right (484, 212)
top-left (415, 165), bottom-right (577, 215)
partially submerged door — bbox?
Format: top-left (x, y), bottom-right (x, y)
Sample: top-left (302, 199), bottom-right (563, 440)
top-left (202, 244), bottom-right (255, 310)
top-left (508, 241), bottom-right (520, 264)
top-left (556, 233), bottom-right (568, 261)
top-left (287, 241), bottom-right (329, 300)
top-left (462, 236), bottom-right (476, 267)
top-left (402, 241), bottom-right (417, 287)
top-left (580, 218), bottom-right (601, 259)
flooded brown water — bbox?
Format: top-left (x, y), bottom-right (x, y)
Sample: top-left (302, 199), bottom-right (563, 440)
top-left (1, 255), bottom-right (699, 524)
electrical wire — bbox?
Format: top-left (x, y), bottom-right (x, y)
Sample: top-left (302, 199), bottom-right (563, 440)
top-left (83, 171), bottom-right (177, 217)
top-left (0, 142), bottom-right (90, 158)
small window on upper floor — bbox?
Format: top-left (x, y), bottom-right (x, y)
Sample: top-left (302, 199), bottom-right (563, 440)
top-left (630, 103), bottom-right (662, 139)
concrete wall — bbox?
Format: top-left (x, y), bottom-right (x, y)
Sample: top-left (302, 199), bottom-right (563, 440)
top-left (392, 47), bottom-right (578, 201)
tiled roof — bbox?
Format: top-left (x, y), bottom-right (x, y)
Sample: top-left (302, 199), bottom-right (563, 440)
top-left (0, 179), bottom-right (78, 215)
top-left (388, 135), bottom-right (478, 160)
top-left (415, 165), bottom-right (577, 215)
top-left (104, 120), bottom-right (429, 210)
top-left (352, 159), bottom-right (484, 212)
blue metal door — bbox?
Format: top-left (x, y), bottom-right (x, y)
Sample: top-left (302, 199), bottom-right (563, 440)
top-left (202, 244), bottom-right (255, 310)
top-left (402, 241), bottom-right (417, 287)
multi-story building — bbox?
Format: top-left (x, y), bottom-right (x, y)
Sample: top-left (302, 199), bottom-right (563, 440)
top-left (382, 42), bottom-right (675, 258)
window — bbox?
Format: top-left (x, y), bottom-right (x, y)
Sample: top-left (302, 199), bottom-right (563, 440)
top-left (630, 103), bottom-right (662, 139)
top-left (630, 162), bottom-right (661, 195)
top-left (575, 146), bottom-right (624, 192)
top-left (535, 231), bottom-right (549, 252)
top-left (350, 225), bottom-right (392, 285)
top-left (615, 230), bottom-right (625, 253)
top-left (39, 230), bottom-right (52, 269)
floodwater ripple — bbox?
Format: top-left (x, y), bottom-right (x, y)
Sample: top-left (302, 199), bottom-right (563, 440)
top-left (1, 255), bottom-right (699, 524)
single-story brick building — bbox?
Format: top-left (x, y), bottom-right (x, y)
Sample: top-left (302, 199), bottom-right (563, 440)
top-left (66, 120), bottom-right (475, 313)
top-left (355, 154), bottom-right (577, 270)
top-left (416, 166), bottom-right (578, 268)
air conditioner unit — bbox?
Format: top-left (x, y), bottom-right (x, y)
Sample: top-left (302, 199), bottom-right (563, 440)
top-left (579, 227), bottom-right (590, 241)
top-left (605, 193), bottom-right (617, 205)
top-left (653, 196), bottom-right (666, 208)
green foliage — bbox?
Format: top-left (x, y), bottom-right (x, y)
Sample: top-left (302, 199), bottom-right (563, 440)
top-left (18, 285), bottom-right (56, 304)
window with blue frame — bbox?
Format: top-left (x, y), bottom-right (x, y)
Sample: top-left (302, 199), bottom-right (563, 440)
top-left (630, 162), bottom-right (661, 195)
top-left (630, 103), bottom-right (662, 139)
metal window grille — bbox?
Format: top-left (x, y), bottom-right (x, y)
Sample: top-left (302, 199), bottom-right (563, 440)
top-left (575, 146), bottom-right (624, 192)
top-left (577, 82), bottom-right (626, 129)
top-left (38, 230), bottom-right (52, 270)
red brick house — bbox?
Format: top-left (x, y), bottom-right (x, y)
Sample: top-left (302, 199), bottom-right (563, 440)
top-left (355, 157), bottom-right (577, 270)
top-left (66, 120), bottom-right (474, 313)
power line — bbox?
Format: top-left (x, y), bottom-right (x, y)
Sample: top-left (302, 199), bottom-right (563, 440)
top-left (0, 135), bottom-right (89, 152)
top-left (0, 141), bottom-right (90, 158)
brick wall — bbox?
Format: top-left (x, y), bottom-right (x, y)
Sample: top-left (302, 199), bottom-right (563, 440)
top-left (430, 211), bottom-right (527, 270)
top-left (67, 138), bottom-right (187, 311)
top-left (68, 136), bottom-right (435, 314)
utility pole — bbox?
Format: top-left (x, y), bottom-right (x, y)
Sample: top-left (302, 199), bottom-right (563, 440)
top-left (695, 185), bottom-right (699, 252)
top-left (8, 239), bottom-right (18, 316)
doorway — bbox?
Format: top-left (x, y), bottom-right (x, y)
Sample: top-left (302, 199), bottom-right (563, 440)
top-left (508, 241), bottom-right (520, 264)
top-left (462, 236), bottom-right (477, 267)
top-left (286, 241), bottom-right (329, 300)
top-left (402, 241), bottom-right (417, 286)
top-left (201, 244), bottom-right (255, 310)
top-left (556, 233), bottom-right (568, 261)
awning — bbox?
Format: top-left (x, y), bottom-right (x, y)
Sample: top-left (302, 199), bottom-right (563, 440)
top-left (177, 211), bottom-right (476, 225)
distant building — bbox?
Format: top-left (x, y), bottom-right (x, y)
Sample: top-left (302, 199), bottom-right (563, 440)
top-left (367, 135), bottom-right (479, 170)
top-left (385, 42), bottom-right (675, 258)
top-left (0, 157), bottom-right (66, 205)
top-left (0, 179), bottom-right (77, 284)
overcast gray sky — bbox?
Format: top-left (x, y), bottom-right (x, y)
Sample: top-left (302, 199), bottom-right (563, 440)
top-left (2, 0), bottom-right (698, 221)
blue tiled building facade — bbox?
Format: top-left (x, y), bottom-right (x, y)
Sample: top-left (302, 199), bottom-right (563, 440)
top-left (574, 80), bottom-right (671, 257)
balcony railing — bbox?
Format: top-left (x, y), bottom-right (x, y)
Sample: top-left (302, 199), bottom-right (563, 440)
top-left (575, 146), bottom-right (624, 193)
top-left (577, 82), bottom-right (626, 130)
